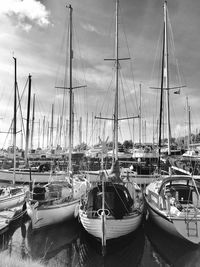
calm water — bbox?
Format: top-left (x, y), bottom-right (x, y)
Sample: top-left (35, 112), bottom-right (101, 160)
top-left (1, 215), bottom-right (200, 267)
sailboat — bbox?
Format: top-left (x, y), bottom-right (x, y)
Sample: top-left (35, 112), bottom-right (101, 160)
top-left (26, 4), bottom-right (87, 230)
top-left (144, 1), bottom-right (200, 245)
top-left (79, 0), bottom-right (144, 254)
top-left (0, 77), bottom-right (64, 184)
top-left (0, 57), bottom-right (26, 232)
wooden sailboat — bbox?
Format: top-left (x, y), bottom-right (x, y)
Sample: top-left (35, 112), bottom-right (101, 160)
top-left (144, 1), bottom-right (200, 245)
top-left (26, 5), bottom-right (87, 230)
top-left (79, 0), bottom-right (144, 254)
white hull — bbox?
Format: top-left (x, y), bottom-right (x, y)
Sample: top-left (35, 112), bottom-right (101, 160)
top-left (27, 199), bottom-right (79, 230)
top-left (0, 191), bottom-right (25, 211)
top-left (79, 210), bottom-right (143, 240)
top-left (0, 205), bottom-right (24, 233)
top-left (146, 200), bottom-right (200, 244)
top-left (0, 170), bottom-right (63, 183)
top-left (145, 176), bottom-right (200, 245)
top-left (0, 169), bottom-right (63, 184)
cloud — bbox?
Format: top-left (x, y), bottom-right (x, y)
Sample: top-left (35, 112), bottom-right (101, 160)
top-left (81, 23), bottom-right (102, 35)
top-left (0, 0), bottom-right (50, 31)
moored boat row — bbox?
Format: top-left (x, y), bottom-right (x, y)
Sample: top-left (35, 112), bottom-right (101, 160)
top-left (1, 0), bottom-right (200, 261)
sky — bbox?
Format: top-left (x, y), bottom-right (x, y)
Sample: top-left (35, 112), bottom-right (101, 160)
top-left (0, 0), bottom-right (200, 150)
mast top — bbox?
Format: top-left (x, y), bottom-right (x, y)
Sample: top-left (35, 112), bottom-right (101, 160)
top-left (66, 4), bottom-right (72, 10)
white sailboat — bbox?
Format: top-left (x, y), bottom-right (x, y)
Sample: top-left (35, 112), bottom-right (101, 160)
top-left (26, 4), bottom-right (87, 230)
top-left (145, 1), bottom-right (200, 245)
top-left (79, 0), bottom-right (144, 254)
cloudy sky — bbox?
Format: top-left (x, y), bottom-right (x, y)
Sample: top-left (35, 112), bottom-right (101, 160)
top-left (0, 0), bottom-right (199, 149)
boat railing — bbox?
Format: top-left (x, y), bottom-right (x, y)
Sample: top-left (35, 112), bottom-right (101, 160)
top-left (84, 209), bottom-right (97, 217)
top-left (191, 176), bottom-right (200, 203)
top-left (30, 189), bottom-right (61, 202)
top-left (184, 181), bottom-right (200, 237)
top-left (184, 205), bottom-right (199, 237)
top-left (147, 190), bottom-right (160, 209)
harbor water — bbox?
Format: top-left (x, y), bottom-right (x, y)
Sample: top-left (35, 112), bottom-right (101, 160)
top-left (1, 214), bottom-right (200, 267)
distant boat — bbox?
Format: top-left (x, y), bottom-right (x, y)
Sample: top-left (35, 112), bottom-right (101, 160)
top-left (131, 146), bottom-right (159, 175)
top-left (26, 4), bottom-right (87, 230)
top-left (79, 0), bottom-right (144, 255)
top-left (145, 1), bottom-right (200, 245)
top-left (182, 149), bottom-right (200, 161)
top-left (0, 168), bottom-right (64, 184)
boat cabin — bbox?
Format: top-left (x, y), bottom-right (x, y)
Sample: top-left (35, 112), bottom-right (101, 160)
top-left (84, 182), bottom-right (133, 219)
top-left (159, 177), bottom-right (200, 208)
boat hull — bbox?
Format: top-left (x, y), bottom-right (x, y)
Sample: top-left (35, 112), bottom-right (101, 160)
top-left (0, 205), bottom-right (24, 234)
top-left (26, 199), bottom-right (80, 230)
top-left (79, 209), bottom-right (143, 240)
top-left (0, 192), bottom-right (25, 211)
top-left (0, 169), bottom-right (63, 184)
top-left (145, 197), bottom-right (200, 245)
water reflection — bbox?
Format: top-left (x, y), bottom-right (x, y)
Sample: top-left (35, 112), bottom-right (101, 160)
top-left (26, 220), bottom-right (80, 266)
top-left (144, 218), bottom-right (200, 267)
top-left (0, 214), bottom-right (24, 253)
top-left (26, 221), bottom-right (145, 267)
top-left (78, 225), bottom-right (145, 267)
top-left (2, 216), bottom-right (200, 267)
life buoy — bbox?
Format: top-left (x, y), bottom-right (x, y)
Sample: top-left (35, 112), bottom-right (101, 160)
top-left (97, 209), bottom-right (110, 216)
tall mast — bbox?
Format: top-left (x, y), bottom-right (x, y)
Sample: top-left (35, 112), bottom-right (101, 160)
top-left (91, 112), bottom-right (94, 146)
top-left (186, 96), bottom-right (191, 150)
top-left (86, 112), bottom-right (88, 145)
top-left (38, 119), bottom-right (40, 148)
top-left (139, 83), bottom-right (142, 145)
top-left (42, 116), bottom-right (45, 149)
top-left (13, 57), bottom-right (17, 185)
top-left (114, 0), bottom-right (119, 161)
top-left (47, 121), bottom-right (49, 147)
top-left (79, 116), bottom-right (82, 145)
top-left (50, 104), bottom-right (54, 148)
top-left (158, 3), bottom-right (166, 171)
top-left (164, 0), bottom-right (171, 155)
top-left (55, 2), bottom-right (87, 156)
top-left (132, 119), bottom-right (135, 145)
top-left (68, 4), bottom-right (73, 173)
top-left (25, 74), bottom-right (32, 166)
top-left (30, 93), bottom-right (35, 149)
top-left (100, 0), bottom-right (136, 159)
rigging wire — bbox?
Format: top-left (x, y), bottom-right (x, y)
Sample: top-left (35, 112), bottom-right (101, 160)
top-left (2, 77), bottom-right (29, 148)
top-left (119, 4), bottom-right (138, 114)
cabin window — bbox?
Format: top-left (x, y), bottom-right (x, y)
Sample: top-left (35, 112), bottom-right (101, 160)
top-left (177, 188), bottom-right (192, 204)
